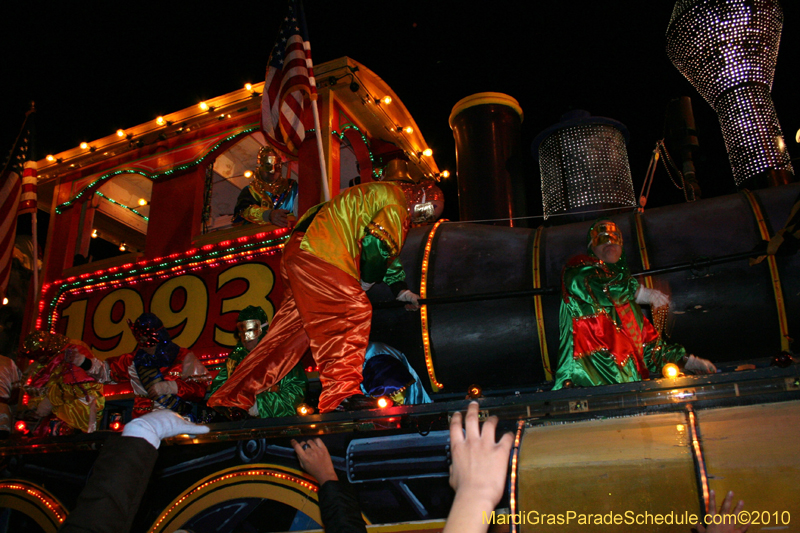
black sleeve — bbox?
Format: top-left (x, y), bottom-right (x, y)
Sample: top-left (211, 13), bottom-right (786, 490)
top-left (59, 435), bottom-right (158, 533)
top-left (318, 480), bottom-right (368, 533)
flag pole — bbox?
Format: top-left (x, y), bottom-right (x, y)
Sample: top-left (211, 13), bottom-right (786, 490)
top-left (296, 0), bottom-right (330, 202)
top-left (24, 160), bottom-right (38, 333)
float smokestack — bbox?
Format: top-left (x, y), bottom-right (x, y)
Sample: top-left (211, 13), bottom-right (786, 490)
top-left (532, 110), bottom-right (636, 220)
top-left (666, 0), bottom-right (794, 188)
top-left (449, 93), bottom-right (525, 226)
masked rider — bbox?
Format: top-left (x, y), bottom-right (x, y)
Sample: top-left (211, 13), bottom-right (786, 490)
top-left (232, 145), bottom-right (298, 228)
top-left (553, 220), bottom-right (716, 389)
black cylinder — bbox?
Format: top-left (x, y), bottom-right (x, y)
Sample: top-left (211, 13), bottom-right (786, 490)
top-left (370, 183), bottom-right (800, 395)
top-left (449, 93), bottom-right (525, 226)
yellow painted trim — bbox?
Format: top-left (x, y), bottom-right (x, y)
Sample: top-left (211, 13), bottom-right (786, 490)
top-left (633, 211), bottom-right (654, 290)
top-left (532, 226), bottom-right (553, 380)
top-left (0, 479), bottom-right (68, 533)
top-left (420, 220), bottom-right (446, 391)
top-left (449, 92), bottom-right (523, 128)
top-left (147, 463), bottom-right (374, 533)
top-left (741, 190), bottom-right (791, 351)
top-left (366, 520), bottom-right (446, 532)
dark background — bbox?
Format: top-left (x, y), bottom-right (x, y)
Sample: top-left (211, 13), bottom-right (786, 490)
top-left (2, 0), bottom-right (799, 220)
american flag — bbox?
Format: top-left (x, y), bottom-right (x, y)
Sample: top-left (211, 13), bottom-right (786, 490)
top-left (0, 109), bottom-right (34, 301)
top-left (262, 0), bottom-right (317, 156)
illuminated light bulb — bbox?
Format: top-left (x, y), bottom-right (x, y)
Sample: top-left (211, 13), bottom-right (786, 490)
top-left (91, 229), bottom-right (98, 239)
top-left (245, 83), bottom-right (253, 91)
top-left (381, 95), bottom-right (392, 105)
top-left (466, 384), bottom-right (483, 399)
top-left (796, 128), bottom-right (800, 144)
top-left (116, 129), bottom-right (125, 137)
top-left (243, 170), bottom-right (253, 178)
top-left (109, 421), bottom-right (123, 431)
top-left (137, 198), bottom-right (148, 206)
top-left (662, 363), bottom-right (680, 379)
top-left (46, 154), bottom-right (55, 162)
top-left (199, 101), bottom-right (209, 111)
top-left (376, 396), bottom-right (392, 409)
top-left (1, 298), bottom-right (7, 306)
top-left (422, 148), bottom-right (433, 157)
top-left (296, 403), bottom-right (314, 416)
top-left (441, 170), bottom-right (450, 178)
top-left (80, 142), bottom-right (89, 150)
top-left (156, 116), bottom-right (166, 126)
top-left (15, 421), bottom-right (26, 433)
top-left (119, 242), bottom-right (127, 252)
top-left (676, 424), bottom-right (685, 432)
top-left (403, 126), bottom-right (413, 134)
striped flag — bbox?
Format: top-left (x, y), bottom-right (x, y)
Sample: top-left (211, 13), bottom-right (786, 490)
top-left (0, 170), bottom-right (21, 300)
top-left (261, 0), bottom-right (317, 156)
top-left (18, 163), bottom-right (37, 215)
top-left (0, 107), bottom-right (34, 301)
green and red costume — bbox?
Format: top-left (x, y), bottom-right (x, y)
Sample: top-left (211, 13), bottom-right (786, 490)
top-left (553, 240), bottom-right (687, 389)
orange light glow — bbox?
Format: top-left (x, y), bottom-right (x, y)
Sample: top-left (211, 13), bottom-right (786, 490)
top-left (377, 397), bottom-right (391, 409)
top-left (441, 170), bottom-right (450, 178)
top-left (296, 403), bottom-right (314, 416)
top-left (199, 102), bottom-right (209, 111)
top-left (381, 95), bottom-right (392, 105)
top-left (116, 129), bottom-right (125, 137)
top-left (422, 148), bottom-right (433, 157)
top-left (80, 142), bottom-right (89, 150)
top-left (156, 116), bottom-right (166, 126)
top-left (403, 126), bottom-right (413, 134)
top-left (662, 363), bottom-right (680, 379)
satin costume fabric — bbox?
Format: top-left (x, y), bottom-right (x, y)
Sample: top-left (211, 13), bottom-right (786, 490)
top-left (209, 339), bottom-right (307, 418)
top-left (0, 355), bottom-right (21, 433)
top-left (361, 342), bottom-right (432, 405)
top-left (233, 179), bottom-right (298, 226)
top-left (101, 347), bottom-right (209, 417)
top-left (553, 244), bottom-right (687, 389)
top-left (26, 342), bottom-right (104, 433)
top-left (209, 182), bottom-right (410, 413)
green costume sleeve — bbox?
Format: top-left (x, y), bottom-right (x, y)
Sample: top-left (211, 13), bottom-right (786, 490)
top-left (255, 365), bottom-right (308, 418)
top-left (359, 233), bottom-right (406, 286)
top-left (209, 344), bottom-right (248, 395)
top-left (643, 337), bottom-right (688, 375)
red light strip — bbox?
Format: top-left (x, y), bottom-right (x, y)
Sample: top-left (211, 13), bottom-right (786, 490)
top-left (149, 468), bottom-right (317, 532)
top-left (0, 482), bottom-right (67, 523)
top-left (508, 419), bottom-right (525, 533)
top-left (420, 220), bottom-right (446, 391)
top-left (687, 408), bottom-right (710, 517)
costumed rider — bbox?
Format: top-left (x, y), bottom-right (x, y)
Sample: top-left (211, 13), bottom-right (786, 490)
top-left (209, 181), bottom-right (429, 417)
top-left (80, 313), bottom-right (210, 419)
top-left (553, 220), bottom-right (716, 389)
top-left (21, 331), bottom-right (105, 435)
top-left (232, 145), bottom-right (298, 228)
top-left (209, 305), bottom-right (307, 418)
top-left (361, 342), bottom-right (432, 406)
top-left (0, 354), bottom-right (22, 438)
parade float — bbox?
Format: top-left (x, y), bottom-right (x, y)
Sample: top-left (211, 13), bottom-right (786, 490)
top-left (1, 0), bottom-right (799, 531)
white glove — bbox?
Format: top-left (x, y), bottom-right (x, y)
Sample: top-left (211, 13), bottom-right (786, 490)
top-left (360, 280), bottom-right (375, 292)
top-left (248, 404), bottom-right (260, 417)
top-left (148, 380), bottom-right (179, 398)
top-left (635, 287), bottom-right (669, 308)
top-left (684, 355), bottom-right (716, 374)
top-left (396, 289), bottom-right (421, 311)
top-left (121, 409), bottom-right (210, 449)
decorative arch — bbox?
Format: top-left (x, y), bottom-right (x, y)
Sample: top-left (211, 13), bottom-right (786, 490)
top-left (0, 480), bottom-right (68, 533)
top-left (147, 463), bottom-right (371, 533)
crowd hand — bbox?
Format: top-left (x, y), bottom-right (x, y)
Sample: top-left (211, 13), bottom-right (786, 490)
top-left (291, 438), bottom-right (338, 485)
top-left (396, 289), bottom-right (421, 311)
top-left (121, 409), bottom-right (209, 450)
top-left (147, 380), bottom-right (178, 399)
top-left (696, 490), bottom-right (749, 533)
top-left (685, 355), bottom-right (717, 374)
top-left (360, 280), bottom-right (375, 292)
top-left (268, 209), bottom-right (291, 228)
top-left (443, 402), bottom-right (514, 533)
top-left (635, 287), bottom-right (669, 308)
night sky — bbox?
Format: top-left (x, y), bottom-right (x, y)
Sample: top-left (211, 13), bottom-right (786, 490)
top-left (2, 1), bottom-right (799, 220)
